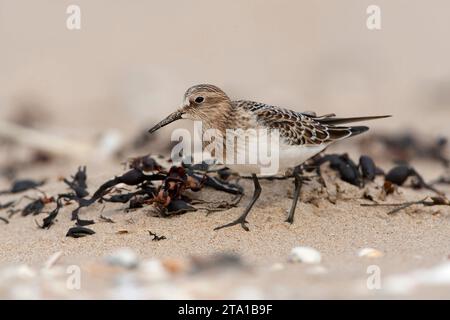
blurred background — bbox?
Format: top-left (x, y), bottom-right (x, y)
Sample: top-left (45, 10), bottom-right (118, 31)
top-left (0, 0), bottom-right (449, 157)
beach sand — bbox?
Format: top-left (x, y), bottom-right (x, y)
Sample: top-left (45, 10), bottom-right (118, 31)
top-left (1, 137), bottom-right (449, 299)
top-left (1, 0), bottom-right (450, 299)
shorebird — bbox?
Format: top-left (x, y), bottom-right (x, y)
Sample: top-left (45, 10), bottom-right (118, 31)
top-left (148, 84), bottom-right (390, 231)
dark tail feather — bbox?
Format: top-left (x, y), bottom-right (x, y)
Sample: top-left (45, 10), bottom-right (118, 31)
top-left (327, 125), bottom-right (369, 140)
top-left (349, 126), bottom-right (369, 137)
top-left (318, 115), bottom-right (391, 126)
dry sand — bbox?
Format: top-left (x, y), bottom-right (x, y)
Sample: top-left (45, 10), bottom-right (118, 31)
top-left (1, 139), bottom-right (449, 299)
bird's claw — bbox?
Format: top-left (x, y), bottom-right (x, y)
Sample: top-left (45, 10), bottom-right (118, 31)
top-left (214, 218), bottom-right (249, 231)
top-left (285, 217), bottom-right (294, 224)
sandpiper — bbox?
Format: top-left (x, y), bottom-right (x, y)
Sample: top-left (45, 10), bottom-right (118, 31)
top-left (148, 84), bottom-right (390, 230)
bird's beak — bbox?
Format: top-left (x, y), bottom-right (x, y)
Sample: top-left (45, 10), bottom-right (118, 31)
top-left (148, 110), bottom-right (184, 134)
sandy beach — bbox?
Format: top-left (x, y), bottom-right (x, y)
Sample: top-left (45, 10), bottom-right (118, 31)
top-left (1, 135), bottom-right (449, 298)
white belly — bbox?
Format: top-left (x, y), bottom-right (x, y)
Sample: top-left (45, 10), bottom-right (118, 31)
top-left (279, 144), bottom-right (327, 170)
top-left (202, 126), bottom-right (328, 177)
top-left (226, 144), bottom-right (327, 176)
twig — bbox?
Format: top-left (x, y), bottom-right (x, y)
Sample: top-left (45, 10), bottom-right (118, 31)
top-left (148, 230), bottom-right (166, 241)
top-left (99, 214), bottom-right (115, 223)
top-left (0, 120), bottom-right (94, 158)
top-left (361, 197), bottom-right (449, 214)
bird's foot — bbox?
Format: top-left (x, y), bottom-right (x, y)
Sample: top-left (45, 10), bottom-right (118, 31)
top-left (285, 216), bottom-right (294, 224)
top-left (214, 217), bottom-right (249, 231)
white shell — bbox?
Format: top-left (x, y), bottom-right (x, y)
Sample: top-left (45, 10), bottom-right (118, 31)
top-left (288, 246), bottom-right (322, 264)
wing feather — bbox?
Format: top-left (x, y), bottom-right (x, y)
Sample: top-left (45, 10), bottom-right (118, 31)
top-left (234, 100), bottom-right (379, 146)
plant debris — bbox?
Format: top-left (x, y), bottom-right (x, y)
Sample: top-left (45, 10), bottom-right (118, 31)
top-left (99, 214), bottom-right (115, 223)
top-left (76, 218), bottom-right (95, 226)
top-left (66, 226), bottom-right (95, 238)
top-left (63, 166), bottom-right (89, 198)
top-left (0, 201), bottom-right (15, 210)
top-left (385, 165), bottom-right (443, 195)
top-left (360, 133), bottom-right (450, 167)
top-left (21, 195), bottom-right (54, 216)
top-left (0, 179), bottom-right (46, 195)
top-left (361, 196), bottom-right (450, 214)
top-left (40, 197), bottom-right (64, 229)
top-left (310, 153), bottom-right (382, 187)
top-left (127, 154), bottom-right (162, 172)
top-left (359, 155), bottom-right (377, 181)
top-left (148, 231), bottom-right (166, 241)
top-left (2, 133), bottom-right (448, 237)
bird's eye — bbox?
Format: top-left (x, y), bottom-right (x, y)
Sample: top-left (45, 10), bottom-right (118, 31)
top-left (195, 96), bottom-right (204, 103)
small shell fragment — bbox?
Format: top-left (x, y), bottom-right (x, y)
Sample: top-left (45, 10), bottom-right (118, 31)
top-left (288, 246), bottom-right (322, 264)
top-left (357, 248), bottom-right (384, 258)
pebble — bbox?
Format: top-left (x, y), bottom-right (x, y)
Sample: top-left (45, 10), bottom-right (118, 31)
top-left (288, 246), bottom-right (322, 264)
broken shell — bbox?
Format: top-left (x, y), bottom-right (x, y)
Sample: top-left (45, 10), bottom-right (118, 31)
top-left (358, 248), bottom-right (384, 258)
top-left (288, 246), bottom-right (322, 264)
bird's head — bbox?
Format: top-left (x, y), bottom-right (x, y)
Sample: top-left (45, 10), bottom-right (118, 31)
top-left (148, 84), bottom-right (232, 133)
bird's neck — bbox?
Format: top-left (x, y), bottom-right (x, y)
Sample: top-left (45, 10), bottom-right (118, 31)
top-left (200, 102), bottom-right (234, 136)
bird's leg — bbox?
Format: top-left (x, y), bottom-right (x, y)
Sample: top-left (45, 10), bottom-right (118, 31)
top-left (214, 174), bottom-right (261, 231)
top-left (286, 169), bottom-right (303, 224)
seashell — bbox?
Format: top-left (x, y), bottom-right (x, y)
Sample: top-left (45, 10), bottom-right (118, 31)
top-left (288, 246), bottom-right (322, 264)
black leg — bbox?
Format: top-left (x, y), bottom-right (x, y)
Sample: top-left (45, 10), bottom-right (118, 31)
top-left (214, 174), bottom-right (261, 231)
top-left (286, 171), bottom-right (303, 224)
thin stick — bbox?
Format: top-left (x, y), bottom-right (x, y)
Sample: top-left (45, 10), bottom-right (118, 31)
top-left (0, 120), bottom-right (94, 158)
top-left (361, 198), bottom-right (429, 215)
